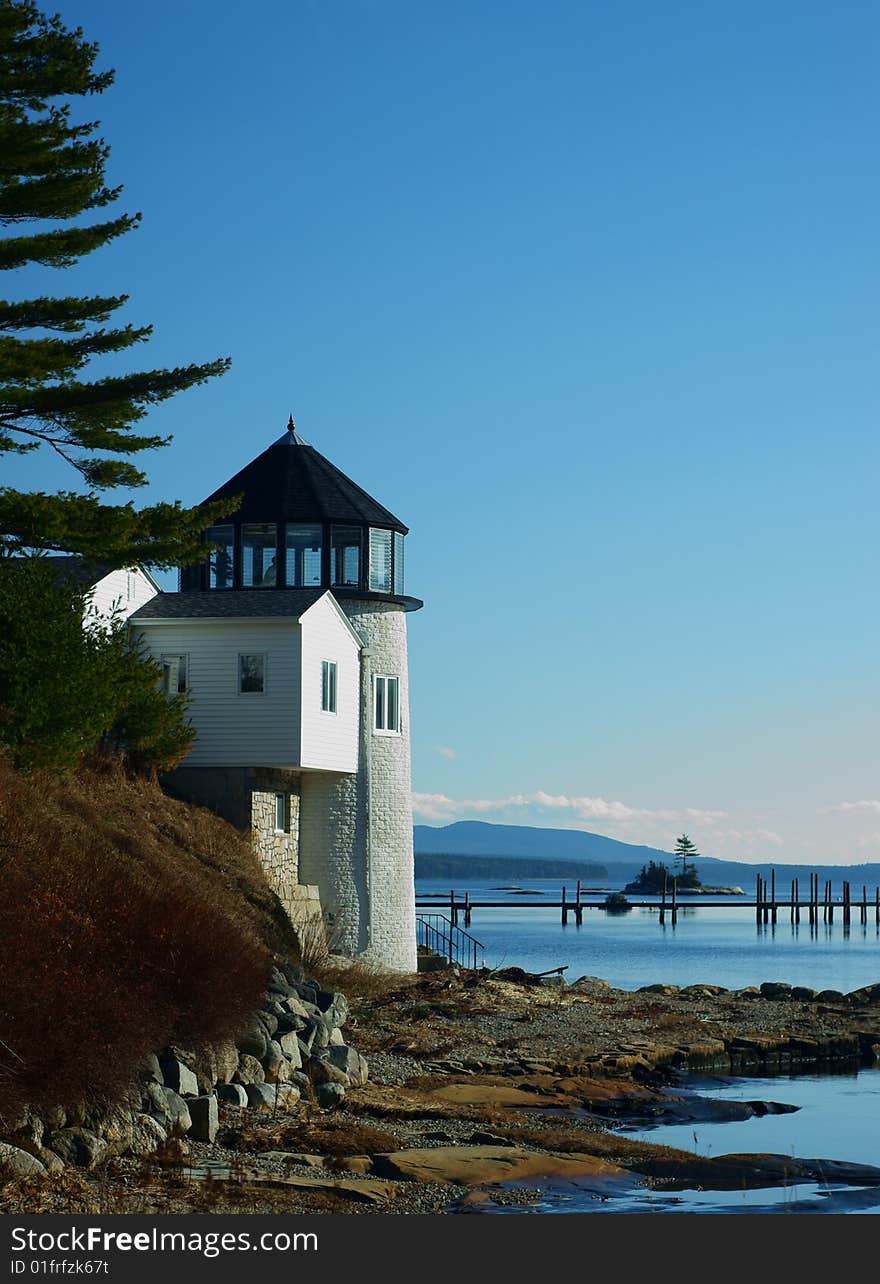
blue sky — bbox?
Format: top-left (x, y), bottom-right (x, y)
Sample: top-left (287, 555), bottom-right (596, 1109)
top-left (6, 1), bottom-right (880, 863)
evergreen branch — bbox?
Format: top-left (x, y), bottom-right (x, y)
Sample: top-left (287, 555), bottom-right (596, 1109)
top-left (0, 327), bottom-right (153, 383)
top-left (0, 295), bottom-right (128, 331)
top-left (0, 489), bottom-right (240, 570)
top-left (0, 212), bottom-right (140, 269)
top-left (0, 416), bottom-right (168, 459)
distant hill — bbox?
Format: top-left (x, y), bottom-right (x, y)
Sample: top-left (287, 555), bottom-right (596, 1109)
top-left (414, 820), bottom-right (670, 864)
top-left (415, 853), bottom-right (607, 881)
top-left (413, 820), bottom-right (880, 890)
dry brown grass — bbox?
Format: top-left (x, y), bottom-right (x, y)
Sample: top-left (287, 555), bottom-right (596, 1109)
top-left (303, 956), bottom-right (419, 1018)
top-left (232, 1114), bottom-right (402, 1157)
top-left (0, 754), bottom-right (294, 1126)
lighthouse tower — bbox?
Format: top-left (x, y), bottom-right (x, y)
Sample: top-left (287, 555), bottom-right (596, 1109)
top-left (140, 419), bottom-right (423, 971)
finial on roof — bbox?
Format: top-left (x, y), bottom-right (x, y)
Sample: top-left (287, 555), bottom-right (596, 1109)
top-left (273, 414), bottom-right (310, 447)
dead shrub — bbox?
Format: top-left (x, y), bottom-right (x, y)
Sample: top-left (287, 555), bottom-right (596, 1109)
top-left (0, 756), bottom-right (284, 1125)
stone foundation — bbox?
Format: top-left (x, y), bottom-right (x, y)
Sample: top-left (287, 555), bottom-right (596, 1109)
top-left (162, 765), bottom-right (322, 945)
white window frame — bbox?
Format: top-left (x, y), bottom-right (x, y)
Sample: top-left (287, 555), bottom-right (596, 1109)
top-left (321, 659), bottom-right (338, 714)
top-left (274, 792), bottom-right (289, 834)
top-left (161, 653), bottom-right (189, 696)
top-left (373, 673), bottom-right (401, 735)
top-left (238, 652), bottom-right (267, 696)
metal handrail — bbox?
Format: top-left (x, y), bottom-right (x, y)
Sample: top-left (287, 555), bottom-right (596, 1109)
top-left (416, 912), bottom-right (484, 971)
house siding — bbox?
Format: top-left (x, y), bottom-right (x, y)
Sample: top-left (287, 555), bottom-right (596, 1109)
top-left (87, 567), bottom-right (157, 625)
top-left (134, 619), bottom-right (302, 766)
top-left (299, 596), bottom-right (360, 773)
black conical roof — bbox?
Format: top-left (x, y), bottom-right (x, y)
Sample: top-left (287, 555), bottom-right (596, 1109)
top-left (201, 424), bottom-right (408, 533)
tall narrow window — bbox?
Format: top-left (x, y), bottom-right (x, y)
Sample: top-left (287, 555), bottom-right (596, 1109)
top-left (321, 660), bottom-right (337, 713)
top-left (206, 525), bottom-right (235, 589)
top-left (374, 674), bottom-right (400, 732)
top-left (161, 654), bottom-right (188, 695)
top-left (369, 528), bottom-right (392, 592)
top-left (285, 523), bottom-right (322, 587)
top-left (393, 532), bottom-right (405, 595)
top-left (238, 653), bottom-right (265, 694)
top-left (242, 523), bottom-right (277, 587)
top-left (331, 526), bottom-right (361, 586)
top-left (274, 792), bottom-right (289, 833)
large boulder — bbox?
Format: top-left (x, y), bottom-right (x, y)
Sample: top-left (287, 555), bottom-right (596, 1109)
top-left (142, 1053), bottom-right (163, 1084)
top-left (311, 1058), bottom-right (348, 1087)
top-left (95, 1106), bottom-right (134, 1154)
top-left (316, 991), bottom-right (349, 1030)
top-left (128, 1114), bottom-right (167, 1157)
top-left (325, 1045), bottom-right (368, 1087)
top-left (143, 1081), bottom-right (171, 1124)
top-left (276, 1031), bottom-right (303, 1067)
top-left (760, 982), bottom-right (793, 1000)
top-left (236, 1017), bottom-right (268, 1060)
top-left (235, 1054), bottom-right (266, 1085)
top-left (245, 1083), bottom-right (299, 1112)
top-left (0, 1142), bottom-right (46, 1178)
top-left (262, 1042), bottom-right (292, 1084)
top-left (315, 1082), bottom-right (346, 1110)
top-left (217, 1083), bottom-right (249, 1107)
top-left (46, 1128), bottom-right (107, 1169)
top-left (161, 1089), bottom-right (193, 1136)
top-left (281, 995), bottom-right (312, 1021)
top-left (258, 1011), bottom-right (279, 1039)
top-left (160, 1057), bottom-right (198, 1097)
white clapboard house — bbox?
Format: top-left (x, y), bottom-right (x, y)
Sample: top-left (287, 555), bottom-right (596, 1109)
top-left (128, 421), bottom-right (423, 972)
top-left (40, 558), bottom-right (160, 627)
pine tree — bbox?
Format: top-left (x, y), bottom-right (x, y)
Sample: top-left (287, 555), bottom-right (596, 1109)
top-left (0, 0), bottom-right (232, 568)
top-left (673, 832), bottom-right (700, 884)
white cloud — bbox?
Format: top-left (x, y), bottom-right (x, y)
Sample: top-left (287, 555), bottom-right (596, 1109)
top-left (819, 801), bottom-right (880, 815)
top-left (711, 827), bottom-right (784, 848)
top-left (434, 745), bottom-right (458, 760)
top-left (411, 789), bottom-right (727, 828)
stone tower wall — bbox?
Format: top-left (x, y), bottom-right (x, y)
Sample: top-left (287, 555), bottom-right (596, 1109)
top-left (297, 601), bottom-right (416, 972)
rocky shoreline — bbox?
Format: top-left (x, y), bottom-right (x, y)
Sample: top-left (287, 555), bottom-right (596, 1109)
top-left (2, 963), bottom-right (880, 1214)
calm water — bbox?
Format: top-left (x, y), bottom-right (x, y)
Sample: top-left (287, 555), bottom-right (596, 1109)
top-left (521, 1070), bottom-right (880, 1214)
top-left (416, 878), bottom-right (880, 992)
top-left (420, 878), bottom-right (880, 1213)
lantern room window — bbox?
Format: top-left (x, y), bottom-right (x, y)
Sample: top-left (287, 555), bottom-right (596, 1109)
top-left (206, 525), bottom-right (235, 589)
top-left (393, 532), bottom-right (405, 594)
top-left (286, 523), bottom-right (322, 587)
top-left (369, 528), bottom-right (392, 592)
top-left (242, 524), bottom-right (277, 587)
top-left (331, 526), bottom-right (361, 587)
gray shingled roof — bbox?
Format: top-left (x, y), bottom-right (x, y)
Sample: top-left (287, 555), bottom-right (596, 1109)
top-left (199, 430), bottom-right (408, 531)
top-left (131, 588), bottom-right (326, 621)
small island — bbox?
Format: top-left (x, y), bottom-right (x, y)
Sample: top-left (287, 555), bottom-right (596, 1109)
top-left (624, 860), bottom-right (743, 896)
top-left (624, 837), bottom-right (744, 896)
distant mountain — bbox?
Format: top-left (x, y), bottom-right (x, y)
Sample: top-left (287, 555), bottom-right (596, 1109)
top-left (414, 820), bottom-right (675, 865)
top-left (415, 854), bottom-right (607, 882)
top-left (413, 820), bottom-right (880, 891)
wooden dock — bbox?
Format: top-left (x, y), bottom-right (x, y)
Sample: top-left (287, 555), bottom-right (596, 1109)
top-left (416, 876), bottom-right (880, 929)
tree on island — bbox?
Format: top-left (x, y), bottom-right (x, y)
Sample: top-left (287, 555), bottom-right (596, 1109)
top-left (627, 854), bottom-right (701, 893)
top-left (673, 832), bottom-right (701, 882)
top-left (0, 0), bottom-right (232, 568)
